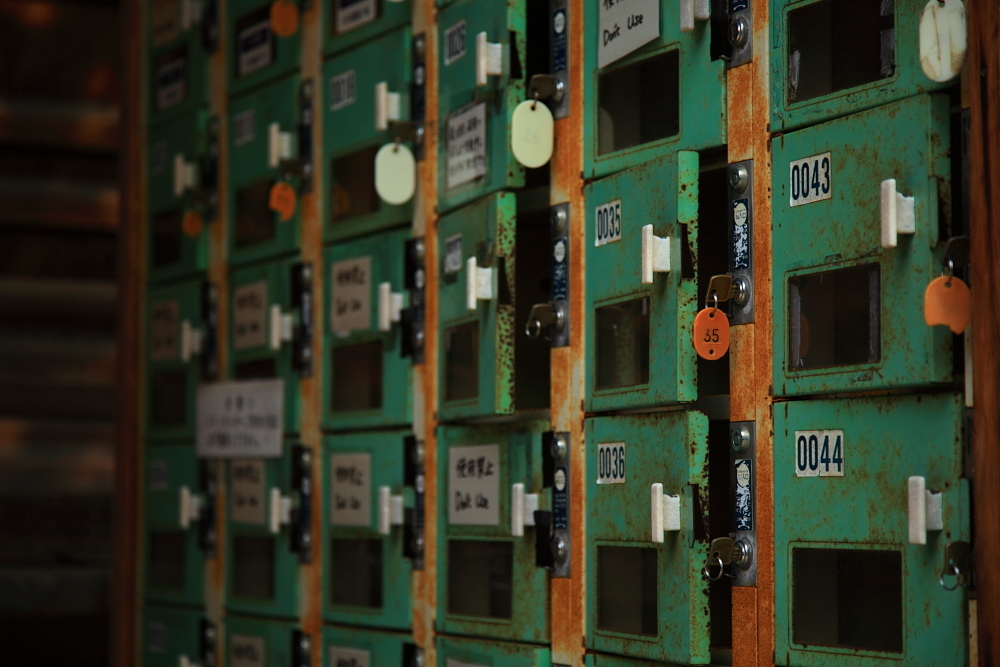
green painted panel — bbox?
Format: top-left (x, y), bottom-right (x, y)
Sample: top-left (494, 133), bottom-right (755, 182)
top-left (770, 0), bottom-right (952, 132)
top-left (436, 422), bottom-right (550, 643)
top-left (585, 412), bottom-right (710, 665)
top-left (143, 605), bottom-right (211, 667)
top-left (146, 277), bottom-right (207, 442)
top-left (323, 0), bottom-right (413, 56)
top-left (225, 615), bottom-right (301, 667)
top-left (582, 0), bottom-right (725, 179)
top-left (323, 430), bottom-right (413, 629)
top-left (322, 28), bottom-right (413, 242)
top-left (586, 653), bottom-right (690, 667)
top-left (436, 0), bottom-right (525, 213)
top-left (323, 227), bottom-right (412, 430)
top-left (228, 75), bottom-right (302, 266)
top-left (437, 193), bottom-right (517, 420)
top-left (324, 625), bottom-right (412, 666)
top-left (147, 3), bottom-right (210, 125)
top-left (772, 95), bottom-right (953, 397)
top-left (225, 441), bottom-right (302, 618)
top-left (585, 152), bottom-right (699, 412)
top-left (436, 635), bottom-right (550, 667)
top-left (147, 113), bottom-right (211, 284)
top-left (227, 0), bottom-right (300, 95)
top-left (229, 256), bottom-right (301, 434)
top-left (774, 393), bottom-right (969, 667)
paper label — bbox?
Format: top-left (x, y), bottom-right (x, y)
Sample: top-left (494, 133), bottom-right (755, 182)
top-left (230, 459), bottom-right (267, 525)
top-left (448, 444), bottom-right (500, 525)
top-left (445, 103), bottom-right (487, 190)
top-left (237, 19), bottom-right (274, 77)
top-left (443, 234), bottom-right (463, 275)
top-left (330, 647), bottom-right (370, 667)
top-left (233, 280), bottom-right (268, 350)
top-left (598, 0), bottom-right (661, 68)
top-left (196, 379), bottom-right (284, 458)
top-left (732, 198), bottom-right (750, 270)
top-left (444, 20), bottom-right (467, 65)
top-left (331, 256), bottom-right (372, 334)
top-left (794, 430), bottom-right (845, 477)
top-left (597, 442), bottom-right (626, 484)
top-left (330, 70), bottom-right (357, 111)
top-left (789, 153), bottom-right (832, 207)
top-left (230, 634), bottom-right (266, 667)
top-left (594, 199), bottom-right (622, 247)
top-left (149, 459), bottom-right (170, 492)
top-left (234, 109), bottom-right (256, 147)
top-left (149, 299), bottom-right (180, 361)
top-left (156, 57), bottom-right (186, 111)
top-left (331, 453), bottom-right (372, 527)
top-left (735, 459), bottom-right (752, 530)
top-left (336, 0), bottom-right (377, 33)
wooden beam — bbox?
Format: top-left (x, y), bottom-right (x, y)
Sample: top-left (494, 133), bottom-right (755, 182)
top-left (0, 100), bottom-right (119, 153)
top-left (0, 178), bottom-right (119, 231)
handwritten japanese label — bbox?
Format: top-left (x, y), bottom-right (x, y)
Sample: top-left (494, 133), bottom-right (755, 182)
top-left (233, 280), bottom-right (268, 350)
top-left (329, 646), bottom-right (371, 667)
top-left (230, 459), bottom-right (266, 525)
top-left (331, 256), bottom-right (371, 334)
top-left (448, 444), bottom-right (500, 525)
top-left (230, 634), bottom-right (265, 667)
top-left (150, 299), bottom-right (180, 361)
top-left (330, 453), bottom-right (371, 527)
top-left (446, 103), bottom-right (487, 190)
top-left (598, 0), bottom-right (660, 68)
top-left (196, 379), bottom-right (284, 458)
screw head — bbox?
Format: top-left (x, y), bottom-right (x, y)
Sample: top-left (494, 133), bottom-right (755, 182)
top-left (551, 207), bottom-right (568, 233)
top-left (731, 425), bottom-right (752, 453)
top-left (550, 433), bottom-right (569, 462)
top-left (729, 164), bottom-right (749, 193)
top-left (728, 17), bottom-right (749, 48)
top-left (732, 276), bottom-right (751, 307)
top-left (552, 535), bottom-right (567, 564)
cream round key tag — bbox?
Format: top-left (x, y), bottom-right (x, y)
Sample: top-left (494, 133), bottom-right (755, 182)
top-left (511, 98), bottom-right (554, 168)
top-left (693, 295), bottom-right (730, 361)
top-left (920, 0), bottom-right (967, 82)
top-left (374, 142), bottom-right (416, 206)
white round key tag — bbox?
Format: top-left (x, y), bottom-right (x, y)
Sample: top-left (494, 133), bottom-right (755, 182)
top-left (511, 99), bottom-right (554, 168)
top-left (920, 0), bottom-right (967, 83)
top-left (374, 142), bottom-right (416, 205)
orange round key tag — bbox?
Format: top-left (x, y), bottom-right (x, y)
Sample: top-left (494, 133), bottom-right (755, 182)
top-left (181, 210), bottom-right (203, 238)
top-left (269, 0), bottom-right (299, 37)
top-left (694, 306), bottom-right (730, 360)
top-left (269, 181), bottom-right (297, 222)
top-left (924, 274), bottom-right (971, 334)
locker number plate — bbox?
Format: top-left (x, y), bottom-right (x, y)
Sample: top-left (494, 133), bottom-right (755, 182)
top-left (788, 152), bottom-right (831, 207)
top-left (794, 430), bottom-right (844, 477)
top-left (594, 199), bottom-right (622, 247)
top-left (597, 442), bottom-right (626, 484)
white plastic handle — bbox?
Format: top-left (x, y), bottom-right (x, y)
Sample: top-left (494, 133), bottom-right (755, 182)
top-left (650, 483), bottom-right (681, 542)
top-left (378, 282), bottom-right (404, 332)
top-left (173, 154), bottom-right (197, 197)
top-left (465, 256), bottom-right (494, 311)
top-left (269, 487), bottom-right (292, 534)
top-left (510, 483), bottom-right (539, 537)
top-left (680, 0), bottom-right (711, 32)
top-left (908, 476), bottom-right (944, 545)
top-left (178, 655), bottom-right (197, 667)
top-left (180, 320), bottom-right (203, 362)
top-left (641, 225), bottom-right (671, 284)
top-left (476, 32), bottom-right (504, 86)
top-left (268, 122), bottom-right (294, 169)
top-left (377, 485), bottom-right (405, 535)
top-left (374, 82), bottom-right (401, 132)
top-left (180, 0), bottom-right (201, 30)
top-left (179, 485), bottom-right (203, 529)
top-left (268, 305), bottom-right (293, 350)
top-left (880, 179), bottom-right (916, 249)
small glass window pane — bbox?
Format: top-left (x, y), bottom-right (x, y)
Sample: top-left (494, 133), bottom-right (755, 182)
top-left (148, 531), bottom-right (186, 591)
top-left (234, 179), bottom-right (276, 248)
top-left (329, 538), bottom-right (383, 608)
top-left (331, 341), bottom-right (383, 412)
top-left (596, 297), bottom-right (650, 390)
top-left (150, 369), bottom-right (187, 427)
top-left (447, 540), bottom-right (513, 619)
top-left (232, 535), bottom-right (275, 600)
top-left (788, 264), bottom-right (880, 370)
top-left (598, 50), bottom-right (680, 156)
top-left (151, 209), bottom-right (183, 269)
top-left (330, 147), bottom-right (381, 224)
top-left (444, 321), bottom-right (479, 402)
top-left (787, 0), bottom-right (895, 104)
top-left (793, 548), bottom-right (903, 653)
top-left (597, 545), bottom-right (658, 635)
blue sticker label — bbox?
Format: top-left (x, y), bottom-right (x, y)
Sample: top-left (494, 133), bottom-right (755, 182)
top-left (553, 466), bottom-right (569, 530)
top-left (552, 237), bottom-right (568, 302)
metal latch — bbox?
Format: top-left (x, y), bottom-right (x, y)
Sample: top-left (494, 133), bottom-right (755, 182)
top-left (400, 238), bottom-right (426, 364)
top-left (701, 536), bottom-right (753, 581)
top-left (200, 281), bottom-right (219, 381)
top-left (291, 631), bottom-right (311, 667)
top-left (297, 80), bottom-right (314, 192)
top-left (524, 204), bottom-right (570, 347)
top-left (198, 460), bottom-right (217, 556)
top-left (402, 435), bottom-right (425, 570)
top-left (537, 431), bottom-right (571, 576)
top-left (727, 160), bottom-right (754, 324)
top-left (290, 445), bottom-right (313, 563)
top-left (940, 541), bottom-right (973, 591)
top-left (291, 262), bottom-right (312, 377)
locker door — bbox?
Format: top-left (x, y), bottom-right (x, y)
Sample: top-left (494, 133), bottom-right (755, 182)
top-left (147, 0), bottom-right (211, 124)
top-left (436, 635), bottom-right (550, 667)
top-left (323, 0), bottom-right (412, 58)
top-left (227, 0), bottom-right (301, 95)
top-left (226, 615), bottom-right (311, 667)
top-left (143, 605), bottom-right (216, 667)
top-left (324, 625), bottom-right (414, 667)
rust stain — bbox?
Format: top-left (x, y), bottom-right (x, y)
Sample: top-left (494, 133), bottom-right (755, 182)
top-left (733, 585), bottom-right (759, 666)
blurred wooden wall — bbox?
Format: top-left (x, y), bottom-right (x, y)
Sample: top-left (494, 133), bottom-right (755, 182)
top-left (0, 0), bottom-right (120, 663)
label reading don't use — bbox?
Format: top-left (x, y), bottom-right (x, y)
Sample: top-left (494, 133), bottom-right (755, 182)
top-left (446, 103), bottom-right (487, 190)
top-left (448, 444), bottom-right (500, 525)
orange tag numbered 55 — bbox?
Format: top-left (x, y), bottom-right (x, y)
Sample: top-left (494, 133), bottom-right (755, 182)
top-left (268, 181), bottom-right (297, 222)
top-left (694, 307), bottom-right (730, 360)
top-left (269, 0), bottom-right (299, 37)
top-left (924, 275), bottom-right (972, 334)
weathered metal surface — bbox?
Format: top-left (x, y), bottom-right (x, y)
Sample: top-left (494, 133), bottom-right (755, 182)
top-left (322, 0), bottom-right (413, 56)
top-left (436, 634), bottom-right (550, 667)
top-left (141, 604), bottom-right (210, 667)
top-left (323, 625), bottom-right (415, 666)
top-left (225, 0), bottom-right (301, 95)
top-left (224, 614), bottom-right (302, 666)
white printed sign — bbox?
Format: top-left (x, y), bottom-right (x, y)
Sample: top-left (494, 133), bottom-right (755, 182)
top-left (598, 0), bottom-right (661, 68)
top-left (156, 58), bottom-right (186, 111)
top-left (330, 646), bottom-right (371, 667)
top-left (446, 103), bottom-right (487, 190)
top-left (331, 453), bottom-right (372, 527)
top-left (234, 109), bottom-right (256, 147)
top-left (330, 70), bottom-right (357, 111)
top-left (149, 299), bottom-right (180, 361)
top-left (335, 0), bottom-right (377, 33)
top-left (331, 256), bottom-right (372, 334)
top-left (196, 379), bottom-right (284, 458)
top-left (448, 444), bottom-right (500, 525)
top-left (237, 20), bottom-right (273, 77)
top-left (794, 430), bottom-right (845, 477)
top-left (230, 634), bottom-right (266, 667)
top-left (443, 234), bottom-right (464, 275)
top-left (230, 459), bottom-right (267, 525)
top-left (594, 199), bottom-right (622, 247)
top-left (233, 280), bottom-right (268, 350)
top-left (597, 442), bottom-right (626, 484)
top-left (444, 20), bottom-right (467, 65)
top-left (788, 152), bottom-right (832, 207)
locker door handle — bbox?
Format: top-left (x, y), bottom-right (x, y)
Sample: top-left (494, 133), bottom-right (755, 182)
top-left (680, 0), bottom-right (710, 32)
top-left (510, 483), bottom-right (539, 537)
top-left (908, 476), bottom-right (944, 545)
top-left (269, 304), bottom-right (294, 350)
top-left (181, 320), bottom-right (203, 362)
top-left (173, 154), bottom-right (198, 197)
top-left (268, 122), bottom-right (295, 169)
top-left (465, 256), bottom-right (494, 311)
top-left (179, 485), bottom-right (204, 529)
top-left (881, 178), bottom-right (916, 248)
top-left (378, 282), bottom-right (404, 332)
top-left (476, 32), bottom-right (503, 86)
top-left (374, 82), bottom-right (402, 131)
top-left (650, 483), bottom-right (681, 542)
top-left (269, 487), bottom-right (292, 534)
top-left (641, 225), bottom-right (671, 284)
top-left (377, 486), bottom-right (405, 535)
